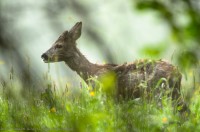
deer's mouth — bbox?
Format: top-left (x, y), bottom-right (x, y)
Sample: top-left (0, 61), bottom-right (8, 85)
top-left (41, 57), bottom-right (55, 63)
top-left (42, 58), bottom-right (49, 63)
top-left (41, 53), bottom-right (62, 63)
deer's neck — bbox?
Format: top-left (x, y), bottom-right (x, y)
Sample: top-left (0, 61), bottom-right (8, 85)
top-left (64, 47), bottom-right (100, 81)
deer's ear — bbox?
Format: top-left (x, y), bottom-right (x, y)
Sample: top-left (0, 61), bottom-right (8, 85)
top-left (69, 22), bottom-right (82, 40)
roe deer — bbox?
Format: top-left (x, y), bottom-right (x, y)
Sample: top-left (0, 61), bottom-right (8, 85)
top-left (41, 22), bottom-right (184, 108)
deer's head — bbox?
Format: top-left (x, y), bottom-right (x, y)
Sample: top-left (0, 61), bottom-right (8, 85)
top-left (41, 22), bottom-right (82, 63)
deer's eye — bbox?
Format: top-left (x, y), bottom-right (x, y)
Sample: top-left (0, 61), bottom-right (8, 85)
top-left (55, 45), bottom-right (62, 49)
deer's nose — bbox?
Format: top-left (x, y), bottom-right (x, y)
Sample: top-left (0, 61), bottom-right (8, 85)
top-left (41, 53), bottom-right (48, 60)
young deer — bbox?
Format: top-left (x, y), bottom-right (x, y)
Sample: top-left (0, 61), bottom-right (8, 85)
top-left (41, 22), bottom-right (183, 104)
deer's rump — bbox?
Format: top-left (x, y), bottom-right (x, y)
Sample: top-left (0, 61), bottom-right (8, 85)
top-left (111, 59), bottom-right (182, 100)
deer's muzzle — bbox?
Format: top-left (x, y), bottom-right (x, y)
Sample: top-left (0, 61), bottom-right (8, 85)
top-left (41, 53), bottom-right (49, 63)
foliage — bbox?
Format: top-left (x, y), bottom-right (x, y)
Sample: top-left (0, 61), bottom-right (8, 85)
top-left (135, 0), bottom-right (200, 70)
top-left (140, 44), bottom-right (167, 59)
top-left (0, 70), bottom-right (200, 132)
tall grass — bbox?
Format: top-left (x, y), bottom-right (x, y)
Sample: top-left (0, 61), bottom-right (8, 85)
top-left (0, 69), bottom-right (199, 132)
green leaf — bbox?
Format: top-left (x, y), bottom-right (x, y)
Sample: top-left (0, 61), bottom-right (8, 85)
top-left (140, 44), bottom-right (166, 58)
top-left (178, 50), bottom-right (198, 69)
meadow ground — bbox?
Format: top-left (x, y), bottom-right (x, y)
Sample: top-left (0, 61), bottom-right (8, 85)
top-left (0, 71), bottom-right (199, 132)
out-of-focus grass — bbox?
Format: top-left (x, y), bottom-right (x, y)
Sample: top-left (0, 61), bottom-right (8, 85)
top-left (0, 69), bottom-right (199, 131)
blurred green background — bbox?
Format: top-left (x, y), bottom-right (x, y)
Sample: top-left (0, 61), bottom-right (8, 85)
top-left (0, 0), bottom-right (200, 131)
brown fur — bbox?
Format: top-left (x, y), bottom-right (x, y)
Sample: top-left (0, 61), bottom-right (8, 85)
top-left (41, 22), bottom-right (183, 102)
